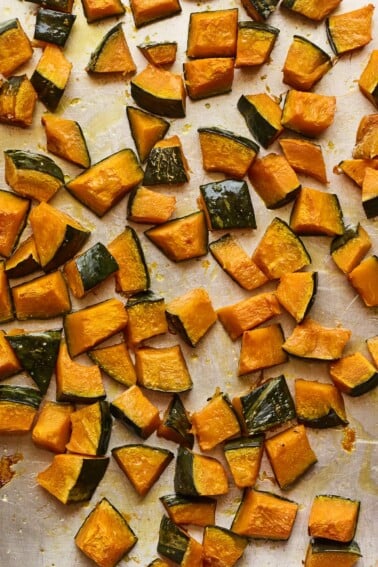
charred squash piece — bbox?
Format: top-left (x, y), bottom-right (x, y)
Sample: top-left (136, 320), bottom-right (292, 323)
top-left (86, 23), bottom-right (136, 76)
top-left (66, 149), bottom-right (143, 217)
top-left (0, 385), bottom-right (42, 434)
top-left (81, 0), bottom-right (125, 23)
top-left (12, 271), bottom-right (71, 320)
top-left (329, 352), bottom-right (378, 397)
top-left (191, 390), bottom-right (241, 451)
top-left (32, 401), bottom-right (74, 453)
top-left (362, 166), bottom-right (378, 218)
top-left (56, 341), bottom-right (106, 402)
top-left (348, 256), bottom-right (378, 307)
top-left (239, 324), bottom-right (287, 375)
top-left (224, 435), bottom-right (264, 489)
top-left (88, 342), bottom-right (137, 387)
top-left (0, 261), bottom-right (13, 323)
top-left (174, 446), bottom-right (228, 497)
top-left (126, 291), bottom-right (167, 347)
top-left (283, 35), bottom-right (332, 91)
top-left (34, 7), bottom-right (76, 47)
top-left (66, 401), bottom-right (112, 457)
top-left (0, 19), bottom-right (33, 77)
top-left (127, 186), bottom-right (176, 224)
top-left (144, 210), bottom-right (208, 263)
top-left (290, 187), bottom-right (344, 236)
top-left (366, 335), bottom-right (378, 367)
top-left (138, 41), bottom-right (177, 66)
top-left (252, 217), bottom-right (310, 279)
top-left (279, 138), bottom-right (328, 184)
top-left (281, 0), bottom-right (341, 21)
top-left (41, 113), bottom-right (90, 168)
top-left (75, 498), bottom-right (137, 566)
top-left (126, 106), bottom-right (170, 163)
top-left (209, 233), bottom-right (268, 291)
top-left (241, 0), bottom-right (279, 22)
top-left (0, 190), bottom-right (30, 259)
top-left (283, 318), bottom-right (351, 360)
top-left (0, 330), bottom-right (22, 380)
top-left (63, 298), bottom-right (128, 357)
top-left (31, 44), bottom-right (72, 111)
top-left (186, 9), bottom-right (238, 58)
top-left (29, 202), bottom-right (90, 272)
top-left (276, 271), bottom-right (317, 323)
top-left (0, 75), bottom-right (38, 127)
top-left (326, 4), bottom-right (374, 56)
top-left (308, 495), bottom-right (360, 543)
top-left (359, 49), bottom-right (378, 108)
top-left (352, 114), bottom-right (378, 159)
top-left (6, 329), bottom-right (61, 394)
top-left (4, 149), bottom-right (64, 202)
top-left (28, 0), bottom-right (74, 13)
top-left (131, 65), bottom-right (186, 118)
top-left (112, 444), bottom-right (173, 495)
top-left (304, 539), bottom-right (362, 567)
top-left (235, 21), bottom-right (279, 68)
top-left (198, 127), bottom-right (259, 179)
top-left (282, 90), bottom-right (336, 137)
top-left (160, 493), bottom-right (216, 526)
top-left (107, 226), bottom-right (150, 295)
top-left (231, 489), bottom-right (299, 540)
top-left (157, 394), bottom-right (194, 449)
top-left (110, 384), bottom-right (160, 439)
top-left (166, 287), bottom-right (217, 347)
top-left (265, 424), bottom-right (317, 489)
top-left (217, 291), bottom-right (281, 341)
top-left (232, 375), bottom-right (296, 435)
top-left (143, 135), bottom-right (189, 185)
top-left (198, 179), bottom-right (256, 230)
top-left (203, 525), bottom-right (248, 566)
top-left (158, 515), bottom-right (203, 567)
top-left (331, 224), bottom-right (372, 274)
top-left (37, 454), bottom-right (109, 503)
top-left (184, 57), bottom-right (234, 100)
top-left (248, 153), bottom-right (300, 208)
top-left (130, 0), bottom-right (181, 27)
top-left (238, 93), bottom-right (283, 148)
top-left (336, 158), bottom-right (378, 187)
top-left (295, 378), bottom-right (348, 428)
top-left (135, 345), bottom-right (192, 393)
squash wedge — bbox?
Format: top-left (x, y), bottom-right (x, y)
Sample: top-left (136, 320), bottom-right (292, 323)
top-left (126, 105), bottom-right (170, 163)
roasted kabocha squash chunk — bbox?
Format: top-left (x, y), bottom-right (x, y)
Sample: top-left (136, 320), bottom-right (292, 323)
top-left (248, 153), bottom-right (301, 208)
top-left (81, 0), bottom-right (125, 23)
top-left (29, 202), bottom-right (90, 272)
top-left (32, 401), bottom-right (74, 453)
top-left (217, 291), bottom-right (281, 341)
top-left (41, 113), bottom-right (90, 168)
top-left (304, 539), bottom-right (362, 567)
top-left (66, 149), bottom-right (143, 217)
top-left (0, 190), bottom-right (30, 258)
top-left (224, 435), bottom-right (264, 489)
top-left (281, 90), bottom-right (336, 137)
top-left (63, 242), bottom-right (119, 299)
top-left (265, 424), bottom-right (317, 489)
top-left (366, 335), bottom-right (378, 367)
top-left (157, 394), bottom-right (194, 449)
top-left (37, 454), bottom-right (109, 503)
top-left (0, 75), bottom-right (37, 127)
top-left (0, 330), bottom-right (22, 380)
top-left (282, 36), bottom-right (332, 91)
top-left (63, 298), bottom-right (128, 357)
top-left (290, 187), bottom-right (344, 236)
top-left (238, 324), bottom-right (287, 375)
top-left (130, 0), bottom-right (181, 27)
top-left (326, 4), bottom-right (374, 56)
top-left (359, 50), bottom-right (378, 108)
top-left (283, 318), bottom-right (351, 360)
top-left (112, 444), bottom-right (174, 496)
top-left (279, 138), bottom-right (328, 184)
top-left (198, 127), bottom-right (259, 179)
top-left (148, 559), bottom-right (171, 567)
top-left (135, 345), bottom-right (192, 393)
top-left (166, 287), bottom-right (217, 347)
top-left (308, 495), bottom-right (360, 543)
top-left (6, 329), bottom-right (62, 394)
top-left (138, 41), bottom-right (177, 66)
top-left (107, 226), bottom-right (150, 295)
top-left (34, 7), bottom-right (76, 47)
top-left (331, 224), bottom-right (372, 274)
top-left (281, 0), bottom-right (341, 21)
top-left (126, 106), bottom-right (170, 164)
top-left (31, 44), bottom-right (72, 111)
top-left (198, 179), bottom-right (256, 230)
top-left (295, 379), bottom-right (348, 428)
top-left (127, 186), bottom-right (176, 224)
top-left (66, 401), bottom-right (112, 457)
top-left (336, 158), bottom-right (378, 187)
top-left (352, 114), bottom-right (378, 159)
top-left (276, 271), bottom-right (317, 323)
top-left (86, 23), bottom-right (136, 76)
top-left (329, 352), bottom-right (378, 396)
top-left (235, 21), bottom-right (279, 68)
top-left (174, 446), bottom-right (228, 496)
top-left (241, 0), bottom-right (279, 21)
top-left (231, 489), bottom-right (299, 540)
top-left (0, 19), bottom-right (33, 77)
top-left (160, 493), bottom-right (216, 526)
top-left (143, 135), bottom-right (189, 185)
top-left (75, 498), bottom-right (137, 567)
top-left (88, 342), bottom-right (137, 387)
top-left (186, 9), bottom-right (238, 58)
top-left (131, 65), bottom-right (186, 118)
top-left (56, 341), bottom-right (106, 402)
top-left (126, 290), bottom-right (168, 347)
top-left (184, 57), bottom-right (234, 100)
top-left (0, 261), bottom-right (13, 323)
top-left (110, 384), bottom-right (160, 439)
top-left (144, 211), bottom-right (208, 263)
top-left (362, 167), bottom-right (378, 218)
top-left (29, 0), bottom-right (75, 13)
top-left (12, 271), bottom-right (71, 320)
top-left (202, 525), bottom-right (248, 567)
top-left (348, 256), bottom-right (378, 307)
top-left (232, 375), bottom-right (296, 435)
top-left (238, 93), bottom-right (283, 149)
top-left (0, 385), bottom-right (42, 434)
top-left (158, 515), bottom-right (203, 567)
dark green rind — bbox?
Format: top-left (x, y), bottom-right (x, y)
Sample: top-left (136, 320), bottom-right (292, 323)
top-left (297, 407), bottom-right (348, 428)
top-left (242, 0), bottom-right (280, 20)
top-left (157, 515), bottom-right (189, 564)
top-left (126, 106), bottom-right (170, 164)
top-left (27, 0), bottom-right (74, 13)
top-left (200, 179), bottom-right (257, 229)
top-left (224, 434), bottom-right (264, 452)
top-left (74, 242), bottom-right (119, 292)
top-left (0, 260), bottom-right (14, 323)
top-left (237, 95), bottom-right (280, 149)
top-left (198, 126), bottom-right (260, 154)
top-left (300, 271), bottom-right (318, 322)
top-left (30, 70), bottom-right (65, 111)
top-left (43, 224), bottom-right (91, 273)
top-left (347, 371), bottom-right (378, 397)
top-left (325, 18), bottom-right (340, 56)
top-left (161, 394), bottom-right (194, 448)
top-left (127, 290), bottom-right (164, 308)
top-left (57, 388), bottom-right (106, 404)
top-left (293, 34), bottom-right (331, 62)
top-left (330, 225), bottom-right (360, 254)
top-left (130, 82), bottom-right (185, 118)
top-left (34, 8), bottom-right (76, 47)
top-left (362, 195), bottom-right (378, 219)
top-left (109, 402), bottom-right (146, 439)
top-left (4, 149), bottom-right (64, 182)
top-left (143, 146), bottom-right (189, 185)
top-left (0, 18), bottom-right (19, 35)
top-left (160, 493), bottom-right (216, 509)
top-left (67, 457), bottom-right (109, 503)
top-left (174, 446), bottom-right (197, 496)
top-left (124, 225), bottom-right (151, 290)
top-left (238, 20), bottom-right (279, 35)
top-left (309, 538), bottom-right (362, 557)
top-left (97, 401), bottom-right (113, 456)
top-left (138, 40), bottom-right (177, 50)
top-left (0, 384), bottom-right (42, 408)
top-left (86, 23), bottom-right (123, 73)
top-left (165, 311), bottom-right (196, 347)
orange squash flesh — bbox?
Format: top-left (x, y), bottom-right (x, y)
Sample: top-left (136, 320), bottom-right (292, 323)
top-left (41, 113), bottom-right (90, 168)
top-left (238, 324), bottom-right (287, 375)
top-left (126, 303), bottom-right (168, 348)
top-left (184, 57), bottom-right (234, 100)
top-left (327, 4), bottom-right (374, 56)
top-left (366, 335), bottom-right (378, 366)
top-left (304, 542), bottom-right (361, 567)
top-left (294, 378), bottom-right (347, 425)
top-left (110, 385), bottom-right (161, 439)
top-left (235, 22), bottom-right (278, 67)
top-left (353, 114), bottom-right (378, 159)
top-left (282, 0), bottom-right (341, 22)
top-left (88, 342), bottom-right (137, 387)
top-left (187, 9), bottom-right (238, 58)
top-left (32, 401), bottom-right (74, 453)
top-left (290, 187), bottom-right (344, 236)
top-left (0, 190), bottom-right (30, 258)
top-left (281, 90), bottom-right (336, 137)
top-left (138, 42), bottom-right (177, 66)
top-left (331, 224), bottom-right (372, 274)
top-left (308, 495), bottom-right (360, 543)
top-left (279, 138), bottom-right (328, 183)
top-left (0, 401), bottom-right (37, 433)
top-left (0, 330), bottom-right (22, 379)
top-left (282, 35), bottom-right (332, 91)
top-left (329, 351), bottom-right (377, 394)
top-left (192, 452), bottom-right (228, 496)
top-left (336, 158), bottom-right (378, 187)
top-left (202, 525), bottom-right (248, 566)
top-left (248, 153), bottom-right (300, 208)
top-left (12, 271), bottom-right (71, 320)
top-left (0, 19), bottom-right (33, 77)
top-left (276, 271), bottom-right (316, 322)
top-left (283, 318), bottom-right (351, 360)
top-left (359, 49), bottom-right (378, 108)
top-left (108, 227), bottom-right (149, 295)
top-left (134, 345), bottom-right (192, 393)
top-left (128, 186), bottom-right (176, 224)
top-left (130, 0), bottom-right (181, 28)
top-left (348, 256), bottom-right (378, 307)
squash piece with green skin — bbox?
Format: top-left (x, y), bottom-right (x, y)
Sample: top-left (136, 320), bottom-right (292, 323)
top-left (0, 385), bottom-right (42, 434)
top-left (0, 330), bottom-right (22, 380)
top-left (308, 495), bottom-right (360, 543)
top-left (348, 256), bottom-right (378, 307)
top-left (283, 318), bottom-right (351, 361)
top-left (130, 0), bottom-right (181, 28)
top-left (127, 186), bottom-right (176, 224)
top-left (41, 113), bottom-right (90, 168)
top-left (158, 515), bottom-right (203, 566)
top-left (336, 158), bottom-right (378, 187)
top-left (157, 394), bottom-right (194, 449)
top-left (329, 352), bottom-right (378, 397)
top-left (238, 93), bottom-right (283, 148)
top-left (359, 49), bottom-right (378, 108)
top-left (0, 261), bottom-right (13, 323)
top-left (281, 90), bottom-right (336, 138)
top-left (295, 379), bottom-right (348, 428)
top-left (12, 271), bottom-right (71, 321)
top-left (235, 21), bottom-right (279, 68)
top-left (276, 271), bottom-right (317, 323)
top-left (34, 8), bottom-right (76, 47)
top-left (143, 135), bottom-right (190, 185)
top-left (0, 19), bottom-right (33, 77)
top-left (86, 23), bottom-right (136, 76)
top-left (279, 138), bottom-right (328, 184)
top-left (138, 41), bottom-right (177, 66)
top-left (282, 35), bottom-right (332, 91)
top-left (5, 236), bottom-right (41, 279)
top-left (198, 179), bottom-right (256, 230)
top-left (66, 401), bottom-right (112, 457)
top-left (160, 494), bottom-right (216, 526)
top-left (281, 0), bottom-right (341, 21)
top-left (238, 324), bottom-right (288, 375)
top-left (304, 539), bottom-right (362, 567)
top-left (88, 342), bottom-right (137, 387)
top-left (135, 345), bottom-right (192, 393)
top-left (81, 0), bottom-right (125, 23)
top-left (126, 106), bottom-right (170, 163)
top-left (0, 190), bottom-right (30, 259)
top-left (203, 525), bottom-right (248, 567)
top-left (174, 446), bottom-right (228, 497)
top-left (326, 4), bottom-right (374, 56)
top-left (0, 75), bottom-right (38, 127)
top-left (331, 224), bottom-right (372, 274)
top-left (362, 166), bottom-right (378, 218)
top-left (28, 0), bottom-right (74, 13)
top-left (186, 9), bottom-right (238, 58)
top-left (110, 384), bottom-right (160, 439)
top-left (184, 57), bottom-right (235, 101)
top-left (31, 44), bottom-right (72, 111)
top-left (240, 0), bottom-right (279, 22)
top-left (32, 401), bottom-right (74, 453)
top-left (224, 435), bottom-right (264, 488)
top-left (126, 290), bottom-right (168, 347)
top-left (108, 226), bottom-right (150, 295)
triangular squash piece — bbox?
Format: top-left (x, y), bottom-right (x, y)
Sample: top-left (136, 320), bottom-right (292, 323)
top-left (42, 113), bottom-right (91, 168)
top-left (126, 106), bottom-right (170, 163)
top-left (86, 23), bottom-right (136, 76)
top-left (275, 271), bottom-right (317, 322)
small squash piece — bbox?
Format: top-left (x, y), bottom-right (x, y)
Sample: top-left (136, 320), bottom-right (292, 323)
top-left (157, 394), bottom-right (194, 449)
top-left (240, 0), bottom-right (279, 22)
top-left (88, 342), bottom-right (137, 387)
top-left (0, 385), bottom-right (42, 434)
top-left (336, 158), bottom-right (378, 187)
top-left (290, 187), bottom-right (344, 236)
top-left (143, 135), bottom-right (189, 186)
top-left (235, 21), bottom-right (279, 68)
top-left (126, 290), bottom-right (168, 347)
top-left (174, 446), bottom-right (228, 497)
top-left (224, 435), bottom-right (264, 489)
top-left (0, 261), bottom-right (13, 323)
top-left (238, 93), bottom-right (283, 149)
top-left (329, 352), bottom-right (378, 397)
top-left (366, 335), bottom-right (378, 367)
top-left (86, 23), bottom-right (136, 76)
top-left (202, 525), bottom-right (248, 567)
top-left (348, 256), bottom-right (378, 307)
top-left (0, 330), bottom-right (22, 380)
top-left (138, 41), bottom-right (177, 66)
top-left (158, 515), bottom-right (203, 567)
top-left (198, 179), bottom-right (256, 230)
top-left (127, 186), bottom-right (176, 224)
top-left (126, 106), bottom-right (170, 164)
top-left (81, 0), bottom-right (125, 23)
top-left (129, 0), bottom-right (181, 28)
top-left (186, 9), bottom-right (238, 59)
top-left (231, 489), bottom-right (299, 540)
top-left (75, 498), bottom-right (137, 567)
top-left (32, 401), bottom-right (74, 453)
top-left (112, 444), bottom-right (174, 496)
top-left (66, 401), bottom-right (112, 457)
top-left (283, 318), bottom-right (351, 361)
top-left (41, 113), bottom-right (90, 168)
top-left (362, 166), bottom-right (378, 218)
top-left (304, 539), bottom-right (362, 567)
top-left (308, 495), bottom-right (360, 543)
top-left (239, 324), bottom-right (287, 375)
top-left (160, 494), bottom-right (216, 527)
top-left (0, 19), bottom-right (33, 77)
top-left (359, 50), bottom-right (378, 108)
top-left (276, 271), bottom-right (317, 323)
top-left (352, 114), bottom-right (378, 159)
top-left (281, 89), bottom-right (336, 137)
top-left (0, 190), bottom-right (30, 259)
top-left (281, 0), bottom-right (341, 21)
top-left (5, 236), bottom-right (40, 279)
top-left (31, 44), bottom-right (72, 111)
top-left (135, 345), bottom-right (192, 393)
top-left (110, 384), bottom-right (160, 439)
top-left (295, 379), bottom-right (348, 428)
top-left (331, 224), bottom-right (372, 274)
top-left (29, 0), bottom-right (75, 13)
top-left (12, 271), bottom-right (71, 320)
top-left (34, 7), bottom-right (76, 47)
top-left (131, 65), bottom-right (186, 118)
top-left (184, 57), bottom-right (234, 100)
top-left (265, 424), bottom-right (317, 489)
top-left (279, 138), bottom-right (328, 184)
top-left (326, 4), bottom-right (374, 56)
top-left (0, 75), bottom-right (38, 127)
top-left (283, 36), bottom-right (332, 91)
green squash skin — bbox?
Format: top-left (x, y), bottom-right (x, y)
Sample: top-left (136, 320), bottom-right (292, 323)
top-left (86, 23), bottom-right (122, 72)
top-left (6, 249), bottom-right (41, 279)
top-left (130, 82), bottom-right (185, 118)
top-left (165, 311), bottom-right (196, 347)
top-left (0, 384), bottom-right (42, 408)
top-left (299, 271), bottom-right (318, 322)
top-left (97, 401), bottom-right (113, 455)
top-left (43, 224), bottom-right (91, 273)
top-left (1, 76), bottom-right (24, 97)
top-left (143, 146), bottom-right (189, 185)
top-left (161, 394), bottom-right (194, 448)
top-left (242, 0), bottom-right (280, 20)
top-left (34, 8), bottom-right (76, 47)
top-left (174, 447), bottom-right (198, 496)
top-left (0, 18), bottom-right (19, 35)
top-left (30, 71), bottom-right (65, 111)
top-left (347, 371), bottom-right (378, 397)
top-left (109, 403), bottom-right (145, 439)
top-left (126, 106), bottom-right (170, 164)
top-left (4, 150), bottom-right (64, 182)
top-left (325, 18), bottom-right (342, 56)
top-left (198, 126), bottom-right (260, 154)
top-left (157, 515), bottom-right (189, 564)
top-left (224, 434), bottom-right (264, 452)
top-left (127, 290), bottom-right (163, 308)
top-left (200, 179), bottom-right (257, 229)
top-left (297, 407), bottom-right (348, 428)
top-left (28, 0), bottom-right (74, 13)
top-left (362, 195), bottom-right (378, 219)
top-left (160, 493), bottom-right (216, 510)
top-left (238, 20), bottom-right (279, 35)
top-left (309, 538), bottom-right (362, 557)
top-left (237, 95), bottom-right (280, 149)
top-left (74, 242), bottom-right (118, 292)
top-left (67, 457), bottom-right (109, 503)
top-left (330, 225), bottom-right (361, 254)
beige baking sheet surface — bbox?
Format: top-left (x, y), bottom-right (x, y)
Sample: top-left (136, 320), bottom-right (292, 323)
top-left (0, 0), bottom-right (377, 565)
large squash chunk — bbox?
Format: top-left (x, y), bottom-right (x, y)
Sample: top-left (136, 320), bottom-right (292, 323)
top-left (202, 525), bottom-right (248, 567)
top-left (281, 90), bottom-right (336, 137)
top-left (183, 58), bottom-right (234, 100)
top-left (359, 49), bottom-right (378, 108)
top-left (41, 113), bottom-right (90, 168)
top-left (129, 0), bottom-right (181, 28)
top-left (275, 271), bottom-right (317, 323)
top-left (158, 515), bottom-right (203, 567)
top-left (326, 4), bottom-right (374, 56)
top-left (0, 261), bottom-right (13, 323)
top-left (279, 138), bottom-right (328, 184)
top-left (160, 494), bottom-right (216, 527)
top-left (0, 18), bottom-right (33, 77)
top-left (308, 495), bottom-right (360, 543)
top-left (198, 179), bottom-right (256, 230)
top-left (135, 345), bottom-right (193, 393)
top-left (131, 65), bottom-right (186, 118)
top-left (282, 35), bottom-right (332, 91)
top-left (248, 153), bottom-right (300, 209)
top-left (224, 435), bottom-right (264, 489)
top-left (127, 186), bottom-right (176, 224)
top-left (88, 341), bottom-right (137, 388)
top-left (348, 256), bottom-right (378, 307)
top-left (186, 9), bottom-right (238, 58)
top-left (86, 23), bottom-right (136, 76)
top-left (81, 0), bottom-right (125, 23)
top-left (126, 291), bottom-right (168, 347)
top-left (295, 378), bottom-right (348, 428)
top-left (304, 539), bottom-right (362, 567)
top-left (12, 271), bottom-right (71, 320)
top-left (331, 224), bottom-right (372, 274)
top-left (329, 352), bottom-right (378, 397)
top-left (143, 135), bottom-right (189, 185)
top-left (0, 330), bottom-right (22, 380)
top-left (283, 318), bottom-right (351, 360)
top-left (290, 187), bottom-right (344, 236)
top-left (66, 401), bottom-right (112, 457)
top-left (32, 401), bottom-right (74, 453)
top-left (157, 394), bottom-right (194, 449)
top-left (238, 324), bottom-right (287, 375)
top-left (235, 21), bottom-right (279, 68)
top-left (281, 0), bottom-right (341, 21)
top-left (237, 93), bottom-right (283, 149)
top-left (31, 44), bottom-right (72, 111)
top-left (174, 446), bottom-right (228, 497)
top-left (110, 384), bottom-right (160, 439)
top-left (0, 189), bottom-right (30, 258)
top-left (0, 385), bottom-right (42, 434)
top-left (0, 75), bottom-right (38, 127)
top-left (126, 106), bottom-right (170, 164)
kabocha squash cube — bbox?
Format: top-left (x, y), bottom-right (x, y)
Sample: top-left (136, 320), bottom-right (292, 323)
top-left (135, 345), bottom-right (192, 393)
top-left (348, 256), bottom-right (378, 307)
top-left (276, 271), bottom-right (317, 323)
top-left (202, 525), bottom-right (248, 567)
top-left (158, 515), bottom-right (203, 566)
top-left (81, 0), bottom-right (125, 23)
top-left (166, 287), bottom-right (217, 347)
top-left (326, 4), bottom-right (374, 56)
top-left (42, 113), bottom-right (90, 168)
top-left (198, 179), bottom-right (256, 230)
top-left (308, 495), bottom-right (360, 543)
top-left (304, 539), bottom-right (362, 567)
top-left (295, 379), bottom-right (348, 428)
top-left (0, 385), bottom-right (42, 434)
top-left (157, 394), bottom-right (194, 449)
top-left (108, 226), bottom-right (150, 295)
top-left (265, 424), bottom-right (317, 489)
top-left (129, 0), bottom-right (181, 28)
top-left (282, 36), bottom-right (332, 91)
top-left (34, 8), bottom-right (76, 47)
top-left (86, 23), bottom-right (136, 76)
top-left (239, 324), bottom-right (287, 375)
top-left (238, 94), bottom-right (283, 149)
top-left (281, 0), bottom-right (341, 21)
top-left (290, 187), bottom-right (344, 236)
top-left (174, 446), bottom-right (228, 497)
top-left (329, 352), bottom-right (378, 397)
top-left (131, 65), bottom-right (186, 118)
top-left (0, 19), bottom-right (33, 77)
top-left (75, 498), bottom-right (137, 567)
top-left (362, 167), bottom-right (378, 218)
top-left (112, 444), bottom-right (174, 496)
top-left (0, 261), bottom-right (13, 323)
top-left (0, 190), bottom-right (30, 258)
top-left (224, 435), bottom-right (264, 488)
top-left (281, 90), bottom-right (336, 137)
top-left (231, 489), bottom-right (299, 540)
top-left (279, 138), bottom-right (328, 184)
top-left (160, 494), bottom-right (216, 527)
top-left (359, 50), bottom-right (378, 108)
top-left (5, 236), bottom-right (40, 279)
top-left (148, 559), bottom-right (172, 567)
top-left (143, 135), bottom-right (189, 185)
top-left (183, 58), bottom-right (235, 100)
top-left (12, 271), bottom-right (71, 320)
top-left (31, 0), bottom-right (75, 12)
top-left (336, 158), bottom-right (378, 187)
top-left (209, 233), bottom-right (268, 291)
top-left (235, 21), bottom-right (279, 68)
top-left (241, 0), bottom-right (279, 22)
top-left (217, 292), bottom-right (281, 341)
top-left (366, 335), bottom-right (378, 367)
top-left (126, 106), bottom-right (170, 164)
top-left (0, 330), bottom-right (22, 380)
top-left (127, 186), bottom-right (176, 224)
top-left (283, 318), bottom-right (351, 361)
top-left (88, 342), bottom-right (137, 387)
top-left (32, 401), bottom-right (74, 453)
top-left (138, 41), bottom-right (177, 66)
top-left (66, 401), bottom-right (112, 457)
top-left (248, 153), bottom-right (301, 209)
top-left (31, 44), bottom-right (72, 111)
top-left (110, 384), bottom-right (160, 439)
top-left (0, 75), bottom-right (38, 127)
top-left (352, 114), bottom-right (378, 159)
top-left (186, 9), bottom-right (238, 58)
top-left (126, 290), bottom-right (168, 347)
top-left (331, 224), bottom-right (372, 274)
